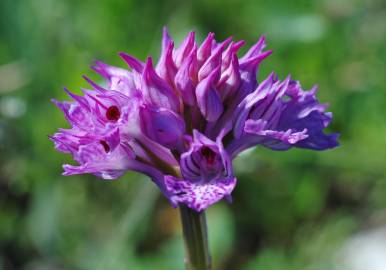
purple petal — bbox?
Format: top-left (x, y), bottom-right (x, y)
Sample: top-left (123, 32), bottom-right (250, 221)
top-left (227, 75), bottom-right (339, 157)
top-left (141, 57), bottom-right (180, 112)
top-left (139, 105), bottom-right (185, 149)
top-left (162, 26), bottom-right (173, 52)
top-left (174, 45), bottom-right (198, 105)
top-left (119, 52), bottom-right (145, 73)
top-left (174, 31), bottom-right (196, 67)
top-left (197, 32), bottom-right (215, 67)
top-left (198, 42), bottom-right (224, 81)
top-left (52, 99), bottom-right (94, 130)
top-left (217, 53), bottom-right (241, 101)
top-left (91, 60), bottom-right (141, 97)
top-left (156, 40), bottom-right (178, 87)
top-left (63, 143), bottom-right (131, 179)
top-left (195, 67), bottom-right (223, 122)
top-left (221, 40), bottom-right (245, 70)
top-left (274, 81), bottom-right (340, 150)
top-left (240, 35), bottom-right (267, 62)
top-left (92, 60), bottom-right (131, 81)
top-left (232, 73), bottom-right (276, 139)
top-left (244, 119), bottom-right (309, 149)
top-left (233, 50), bottom-right (273, 103)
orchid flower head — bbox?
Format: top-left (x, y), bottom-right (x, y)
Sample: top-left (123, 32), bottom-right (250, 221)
top-left (51, 27), bottom-right (339, 212)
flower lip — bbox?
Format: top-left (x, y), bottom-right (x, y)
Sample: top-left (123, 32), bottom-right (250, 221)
top-left (180, 130), bottom-right (229, 182)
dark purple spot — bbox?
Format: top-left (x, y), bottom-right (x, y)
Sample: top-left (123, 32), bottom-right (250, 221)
top-left (200, 146), bottom-right (216, 165)
top-left (106, 106), bottom-right (120, 121)
top-left (100, 140), bottom-right (110, 152)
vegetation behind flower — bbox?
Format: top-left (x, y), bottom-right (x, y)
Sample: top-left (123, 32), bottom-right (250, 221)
top-left (1, 0), bottom-right (385, 269)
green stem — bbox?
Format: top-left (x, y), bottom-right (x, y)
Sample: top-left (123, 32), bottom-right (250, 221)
top-left (179, 205), bottom-right (211, 270)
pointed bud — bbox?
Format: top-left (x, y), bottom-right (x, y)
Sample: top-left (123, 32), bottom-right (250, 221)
top-left (119, 52), bottom-right (144, 73)
top-left (174, 31), bottom-right (195, 67)
top-left (175, 46), bottom-right (198, 105)
top-left (217, 54), bottom-right (241, 101)
top-left (83, 75), bottom-right (107, 93)
top-left (216, 36), bottom-right (233, 51)
top-left (142, 57), bottom-right (180, 112)
top-left (198, 42), bottom-right (225, 81)
top-left (196, 66), bottom-right (223, 122)
top-left (240, 50), bottom-right (273, 73)
top-left (197, 32), bottom-right (215, 66)
top-left (92, 60), bottom-right (133, 82)
top-left (235, 50), bottom-right (273, 101)
top-left (63, 88), bottom-right (90, 111)
top-left (156, 41), bottom-right (177, 87)
top-left (240, 35), bottom-right (267, 62)
top-left (162, 26), bottom-right (172, 52)
top-left (221, 40), bottom-right (245, 70)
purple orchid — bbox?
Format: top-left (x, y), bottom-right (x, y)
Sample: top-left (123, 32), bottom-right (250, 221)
top-left (51, 27), bottom-right (339, 212)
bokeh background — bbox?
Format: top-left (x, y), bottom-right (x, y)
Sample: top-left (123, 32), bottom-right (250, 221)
top-left (1, 0), bottom-right (386, 269)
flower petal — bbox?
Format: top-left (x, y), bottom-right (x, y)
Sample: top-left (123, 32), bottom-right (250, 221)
top-left (198, 42), bottom-right (224, 81)
top-left (119, 52), bottom-right (145, 73)
top-left (197, 32), bottom-right (215, 67)
top-left (139, 105), bottom-right (185, 149)
top-left (174, 31), bottom-right (195, 67)
top-left (156, 40), bottom-right (177, 87)
top-left (227, 75), bottom-right (339, 157)
top-left (174, 45), bottom-right (198, 105)
top-left (217, 53), bottom-right (241, 101)
top-left (165, 175), bottom-right (237, 212)
top-left (195, 67), bottom-right (223, 122)
top-left (141, 57), bottom-right (180, 112)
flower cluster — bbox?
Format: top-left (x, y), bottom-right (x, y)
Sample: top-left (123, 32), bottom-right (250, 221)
top-left (51, 28), bottom-right (339, 211)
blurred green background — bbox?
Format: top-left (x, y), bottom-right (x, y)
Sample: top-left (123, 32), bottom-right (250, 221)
top-left (1, 0), bottom-right (385, 269)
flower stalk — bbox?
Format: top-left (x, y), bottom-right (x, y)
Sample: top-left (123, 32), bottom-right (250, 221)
top-left (179, 205), bottom-right (211, 270)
